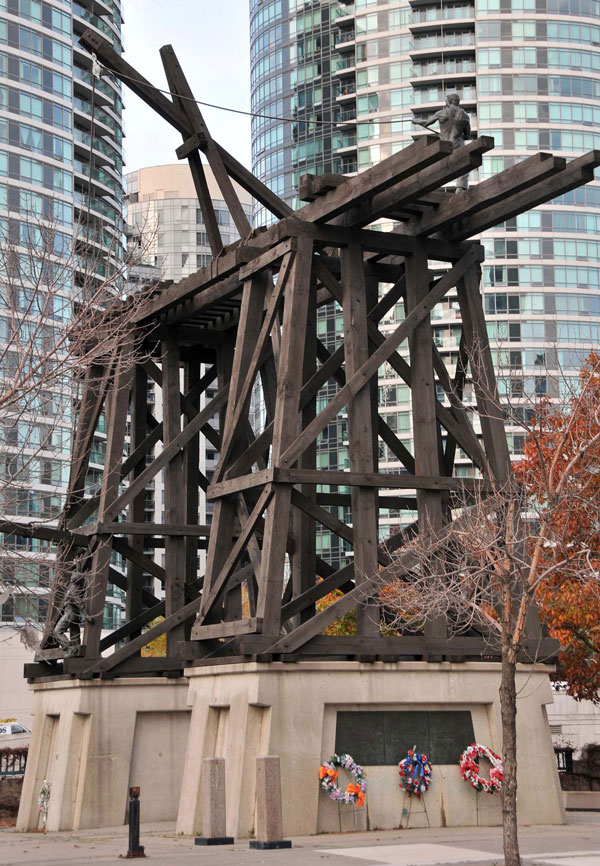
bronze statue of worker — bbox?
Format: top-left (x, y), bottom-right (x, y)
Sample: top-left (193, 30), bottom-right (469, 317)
top-left (413, 93), bottom-right (471, 192)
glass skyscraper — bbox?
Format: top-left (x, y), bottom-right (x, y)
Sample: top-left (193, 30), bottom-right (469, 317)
top-left (0, 0), bottom-right (124, 626)
top-left (250, 0), bottom-right (600, 564)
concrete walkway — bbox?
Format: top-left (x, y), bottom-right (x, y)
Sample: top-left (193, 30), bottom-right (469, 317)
top-left (0, 813), bottom-right (598, 866)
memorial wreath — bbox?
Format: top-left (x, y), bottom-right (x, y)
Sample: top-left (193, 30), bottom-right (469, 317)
top-left (398, 746), bottom-right (432, 797)
top-left (319, 753), bottom-right (367, 806)
top-left (459, 743), bottom-right (503, 793)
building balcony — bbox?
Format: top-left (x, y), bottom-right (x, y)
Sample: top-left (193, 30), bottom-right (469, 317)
top-left (334, 29), bottom-right (356, 50)
top-left (332, 57), bottom-right (356, 76)
top-left (335, 107), bottom-right (357, 126)
top-left (72, 2), bottom-right (122, 52)
top-left (334, 82), bottom-right (357, 101)
top-left (410, 70), bottom-right (476, 86)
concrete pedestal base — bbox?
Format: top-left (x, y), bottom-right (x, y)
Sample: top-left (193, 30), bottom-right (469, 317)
top-left (16, 677), bottom-right (190, 831)
top-left (176, 661), bottom-right (565, 837)
top-left (18, 661), bottom-right (565, 836)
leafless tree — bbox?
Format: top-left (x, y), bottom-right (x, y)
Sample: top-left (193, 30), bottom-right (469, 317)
top-left (0, 211), bottom-right (158, 632)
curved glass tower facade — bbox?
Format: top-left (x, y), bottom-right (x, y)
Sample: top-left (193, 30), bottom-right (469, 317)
top-left (0, 0), bottom-right (124, 626)
top-left (250, 0), bottom-right (600, 560)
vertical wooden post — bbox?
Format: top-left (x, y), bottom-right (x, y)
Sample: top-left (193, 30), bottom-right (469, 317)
top-left (83, 351), bottom-right (132, 659)
top-left (257, 235), bottom-right (314, 637)
top-left (201, 271), bottom-right (268, 623)
top-left (126, 364), bottom-right (148, 643)
top-left (405, 252), bottom-right (447, 644)
top-left (341, 238), bottom-right (379, 637)
top-left (42, 363), bottom-right (109, 646)
top-left (457, 264), bottom-right (511, 482)
top-left (162, 330), bottom-right (186, 656)
top-left (183, 358), bottom-right (201, 597)
top-left (291, 274), bottom-right (317, 623)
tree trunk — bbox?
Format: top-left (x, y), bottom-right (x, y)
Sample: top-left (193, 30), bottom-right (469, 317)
top-left (500, 643), bottom-right (521, 866)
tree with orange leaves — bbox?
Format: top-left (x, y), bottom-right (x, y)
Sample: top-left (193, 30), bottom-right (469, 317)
top-left (515, 352), bottom-right (600, 703)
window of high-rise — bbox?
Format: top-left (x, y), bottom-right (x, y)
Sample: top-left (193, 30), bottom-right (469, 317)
top-left (0, 0), bottom-right (124, 627)
top-left (250, 0), bottom-right (600, 565)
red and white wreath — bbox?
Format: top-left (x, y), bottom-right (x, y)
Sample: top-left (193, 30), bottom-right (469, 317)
top-left (459, 743), bottom-right (503, 794)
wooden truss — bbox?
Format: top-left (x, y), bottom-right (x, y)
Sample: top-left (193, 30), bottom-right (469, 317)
top-left (22, 30), bottom-right (600, 680)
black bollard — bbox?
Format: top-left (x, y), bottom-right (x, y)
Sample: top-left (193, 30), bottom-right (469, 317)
top-left (124, 787), bottom-right (145, 859)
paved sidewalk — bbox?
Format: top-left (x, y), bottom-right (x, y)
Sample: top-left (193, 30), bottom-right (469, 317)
top-left (0, 813), bottom-right (598, 866)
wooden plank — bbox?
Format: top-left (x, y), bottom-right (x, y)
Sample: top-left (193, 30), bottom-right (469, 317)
top-left (82, 595), bottom-right (204, 676)
top-left (85, 523), bottom-right (212, 536)
top-left (256, 235), bottom-right (315, 636)
top-left (291, 269), bottom-right (317, 625)
top-left (102, 386), bottom-right (228, 522)
top-left (448, 151), bottom-right (600, 241)
top-left (82, 350), bottom-right (132, 659)
top-left (161, 331), bottom-right (186, 656)
top-left (279, 248), bottom-right (479, 470)
top-left (195, 484), bottom-right (275, 626)
top-left (160, 45), bottom-right (252, 237)
top-left (161, 45), bottom-right (222, 255)
top-left (279, 469), bottom-right (486, 490)
top-left (78, 30), bottom-right (191, 135)
top-left (216, 251), bottom-right (296, 477)
top-left (342, 238), bottom-right (380, 636)
top-left (238, 237), bottom-right (296, 280)
top-left (457, 265), bottom-right (512, 482)
top-left (183, 359), bottom-right (201, 597)
top-left (0, 521), bottom-right (87, 548)
top-left (191, 616), bottom-right (263, 640)
top-left (334, 137), bottom-right (493, 228)
top-left (411, 152), bottom-right (563, 237)
top-left (126, 364), bottom-right (147, 646)
top-left (405, 251), bottom-right (446, 644)
top-left (294, 136), bottom-right (453, 223)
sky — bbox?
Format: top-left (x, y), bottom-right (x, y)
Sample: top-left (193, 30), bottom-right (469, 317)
top-left (121, 0), bottom-right (252, 176)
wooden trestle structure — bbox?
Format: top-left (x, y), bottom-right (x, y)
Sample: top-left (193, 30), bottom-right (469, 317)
top-left (22, 30), bottom-right (600, 680)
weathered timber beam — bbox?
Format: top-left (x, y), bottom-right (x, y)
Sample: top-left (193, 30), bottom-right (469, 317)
top-left (78, 30), bottom-right (191, 135)
top-left (237, 635), bottom-right (558, 662)
top-left (107, 567), bottom-right (160, 609)
top-left (299, 172), bottom-right (346, 201)
top-left (282, 468), bottom-right (488, 492)
top-left (313, 257), bottom-right (488, 470)
top-left (134, 244), bottom-right (264, 324)
top-left (209, 467), bottom-right (487, 498)
top-left (224, 345), bottom-right (346, 481)
top-left (293, 136), bottom-right (453, 223)
top-left (191, 617), bottom-right (263, 640)
top-left (81, 595), bottom-right (203, 676)
top-left (291, 488), bottom-right (390, 566)
top-left (448, 150), bottom-right (600, 241)
top-left (0, 520), bottom-right (87, 548)
top-left (332, 137), bottom-right (494, 228)
top-left (195, 484), bottom-right (275, 625)
top-left (80, 523), bottom-right (212, 537)
top-left (279, 248), bottom-right (480, 471)
top-left (410, 152), bottom-right (564, 237)
top-left (161, 45), bottom-right (251, 238)
top-left (102, 385), bottom-right (228, 522)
